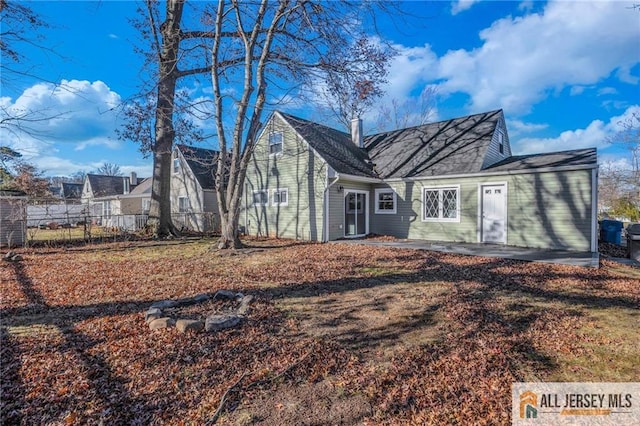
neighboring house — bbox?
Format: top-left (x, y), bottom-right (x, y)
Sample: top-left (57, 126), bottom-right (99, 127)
top-left (243, 110), bottom-right (598, 253)
top-left (61, 182), bottom-right (83, 203)
top-left (171, 144), bottom-right (221, 232)
top-left (82, 173), bottom-right (151, 227)
top-left (49, 182), bottom-right (83, 203)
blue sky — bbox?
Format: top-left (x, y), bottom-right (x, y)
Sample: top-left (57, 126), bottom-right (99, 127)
top-left (1, 0), bottom-right (638, 178)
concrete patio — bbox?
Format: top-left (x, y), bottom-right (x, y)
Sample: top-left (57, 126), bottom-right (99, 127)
top-left (333, 238), bottom-right (601, 268)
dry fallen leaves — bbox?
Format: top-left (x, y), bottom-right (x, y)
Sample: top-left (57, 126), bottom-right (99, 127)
top-left (1, 238), bottom-right (638, 425)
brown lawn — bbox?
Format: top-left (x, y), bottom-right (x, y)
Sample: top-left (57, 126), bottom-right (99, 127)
top-left (1, 238), bottom-right (638, 425)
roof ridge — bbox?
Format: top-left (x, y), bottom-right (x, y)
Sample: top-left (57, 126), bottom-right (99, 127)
top-left (366, 109), bottom-right (503, 139)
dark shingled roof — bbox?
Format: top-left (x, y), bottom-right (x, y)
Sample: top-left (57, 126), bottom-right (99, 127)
top-left (278, 112), bottom-right (378, 178)
top-left (176, 144), bottom-right (220, 190)
top-left (87, 174), bottom-right (128, 197)
top-left (364, 110), bottom-right (502, 178)
top-left (61, 182), bottom-right (82, 199)
top-left (485, 148), bottom-right (597, 172)
top-left (129, 177), bottom-right (152, 195)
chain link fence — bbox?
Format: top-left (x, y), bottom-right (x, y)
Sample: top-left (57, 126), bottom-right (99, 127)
top-left (16, 198), bottom-right (220, 247)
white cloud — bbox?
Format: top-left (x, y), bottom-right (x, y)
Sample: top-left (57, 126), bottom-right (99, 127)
top-left (512, 105), bottom-right (640, 155)
top-left (0, 79), bottom-right (134, 176)
top-left (597, 87), bottom-right (618, 96)
top-left (108, 33), bottom-right (119, 40)
top-left (507, 118), bottom-right (548, 137)
top-left (436, 1), bottom-right (639, 113)
top-left (1, 79), bottom-right (123, 149)
top-left (451, 0), bottom-right (480, 15)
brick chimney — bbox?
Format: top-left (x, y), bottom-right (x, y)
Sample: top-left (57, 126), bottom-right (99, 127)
top-left (351, 117), bottom-right (363, 148)
top-left (130, 171), bottom-right (137, 186)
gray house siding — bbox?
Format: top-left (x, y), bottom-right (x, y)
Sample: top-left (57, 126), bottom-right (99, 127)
top-left (482, 118), bottom-right (512, 169)
top-left (371, 168), bottom-right (594, 251)
top-left (327, 180), bottom-right (371, 241)
top-left (505, 169), bottom-right (593, 251)
top-left (243, 114), bottom-right (327, 240)
top-left (171, 149), bottom-right (219, 232)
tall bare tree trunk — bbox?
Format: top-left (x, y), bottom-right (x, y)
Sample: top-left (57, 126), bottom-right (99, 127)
top-left (146, 0), bottom-right (183, 238)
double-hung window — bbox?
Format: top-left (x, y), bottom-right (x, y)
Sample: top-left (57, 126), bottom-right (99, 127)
top-left (178, 197), bottom-right (190, 213)
top-left (374, 188), bottom-right (396, 214)
top-left (272, 188), bottom-right (288, 206)
top-left (269, 132), bottom-right (283, 155)
top-left (423, 186), bottom-right (460, 222)
top-left (253, 190), bottom-right (268, 206)
top-left (173, 157), bottom-right (181, 174)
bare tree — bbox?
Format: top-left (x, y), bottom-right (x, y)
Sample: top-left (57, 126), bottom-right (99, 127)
top-left (95, 162), bottom-right (123, 176)
top-left (604, 110), bottom-right (640, 213)
top-left (0, 145), bottom-right (22, 185)
top-left (316, 37), bottom-right (393, 131)
top-left (374, 85), bottom-right (439, 132)
top-left (208, 0), bottom-right (401, 248)
top-left (0, 0), bottom-right (69, 139)
top-left (125, 0), bottom-right (399, 244)
top-left (120, 0), bottom-right (215, 238)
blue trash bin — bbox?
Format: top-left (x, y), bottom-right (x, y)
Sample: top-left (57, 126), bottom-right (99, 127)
top-left (600, 220), bottom-right (623, 245)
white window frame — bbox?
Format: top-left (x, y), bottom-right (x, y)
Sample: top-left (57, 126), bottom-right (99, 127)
top-left (103, 200), bottom-right (112, 218)
top-left (422, 185), bottom-right (460, 222)
top-left (178, 196), bottom-right (190, 213)
top-left (173, 157), bottom-right (181, 174)
top-left (272, 188), bottom-right (288, 206)
top-left (497, 130), bottom-right (505, 155)
top-left (374, 188), bottom-right (397, 214)
top-left (268, 132), bottom-right (283, 156)
top-left (252, 190), bottom-right (268, 206)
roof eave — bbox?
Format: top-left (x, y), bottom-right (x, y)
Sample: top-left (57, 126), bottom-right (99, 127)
top-left (384, 163), bottom-right (598, 182)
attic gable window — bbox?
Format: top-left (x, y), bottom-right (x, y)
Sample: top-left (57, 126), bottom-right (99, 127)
top-left (173, 157), bottom-right (181, 174)
top-left (498, 130), bottom-right (504, 155)
top-left (269, 132), bottom-right (283, 155)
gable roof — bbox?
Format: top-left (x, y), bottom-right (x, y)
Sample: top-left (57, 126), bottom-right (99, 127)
top-left (364, 110), bottom-right (503, 179)
top-left (485, 148), bottom-right (597, 172)
top-left (129, 177), bottom-right (152, 195)
top-left (277, 112), bottom-right (378, 178)
top-left (61, 182), bottom-right (82, 199)
top-left (86, 174), bottom-right (128, 197)
top-left (176, 144), bottom-right (220, 190)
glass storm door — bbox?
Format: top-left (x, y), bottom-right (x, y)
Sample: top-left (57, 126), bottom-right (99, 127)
top-left (345, 192), bottom-right (367, 237)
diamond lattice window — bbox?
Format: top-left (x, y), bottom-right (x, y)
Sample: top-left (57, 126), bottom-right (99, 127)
top-left (423, 187), bottom-right (459, 221)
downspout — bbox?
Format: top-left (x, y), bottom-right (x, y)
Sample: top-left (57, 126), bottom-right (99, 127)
top-left (323, 171), bottom-right (340, 242)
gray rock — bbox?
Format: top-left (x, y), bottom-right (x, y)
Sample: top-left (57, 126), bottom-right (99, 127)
top-left (145, 307), bottom-right (163, 323)
top-left (4, 251), bottom-right (16, 260)
top-left (10, 254), bottom-right (23, 262)
top-left (150, 300), bottom-right (178, 309)
top-left (192, 294), bottom-right (210, 303)
top-left (213, 290), bottom-right (237, 300)
top-left (205, 314), bottom-right (242, 332)
top-left (237, 295), bottom-right (254, 316)
top-left (149, 317), bottom-right (176, 330)
top-left (176, 319), bottom-right (204, 333)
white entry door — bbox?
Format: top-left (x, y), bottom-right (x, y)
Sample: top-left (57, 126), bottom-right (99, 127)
top-left (481, 184), bottom-right (506, 244)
